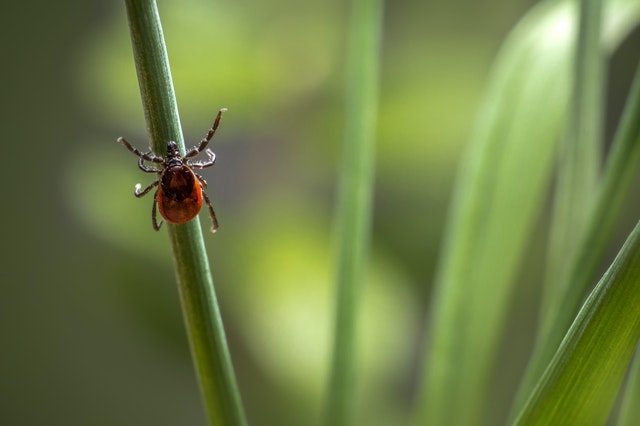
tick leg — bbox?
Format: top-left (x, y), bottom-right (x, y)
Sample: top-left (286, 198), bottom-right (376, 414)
top-left (118, 137), bottom-right (164, 163)
top-left (152, 190), bottom-right (163, 231)
top-left (202, 191), bottom-right (219, 233)
top-left (134, 179), bottom-right (160, 198)
top-left (138, 156), bottom-right (162, 173)
top-left (185, 108), bottom-right (227, 158)
top-left (194, 173), bottom-right (208, 188)
top-left (189, 149), bottom-right (216, 169)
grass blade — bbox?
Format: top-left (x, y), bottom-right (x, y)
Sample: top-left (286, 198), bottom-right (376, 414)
top-left (415, 2), bottom-right (574, 424)
top-left (324, 0), bottom-right (384, 424)
top-left (543, 0), bottom-right (603, 312)
top-left (617, 351), bottom-right (640, 426)
top-left (123, 1), bottom-right (246, 424)
top-left (514, 221), bottom-right (640, 425)
top-left (514, 59), bottom-right (640, 417)
top-left (415, 1), bottom-right (640, 424)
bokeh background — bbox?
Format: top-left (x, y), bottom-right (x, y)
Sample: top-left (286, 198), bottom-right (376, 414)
top-left (2, 0), bottom-right (639, 425)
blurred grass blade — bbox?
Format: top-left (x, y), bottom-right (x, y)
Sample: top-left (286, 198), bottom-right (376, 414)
top-left (514, 59), bottom-right (640, 416)
top-left (415, 2), bottom-right (574, 424)
top-left (514, 221), bottom-right (640, 425)
top-left (543, 0), bottom-right (603, 312)
top-left (512, 0), bottom-right (604, 413)
top-left (618, 351), bottom-right (640, 426)
top-left (414, 1), bottom-right (640, 424)
top-left (325, 0), bottom-right (383, 424)
top-left (123, 1), bottom-right (247, 425)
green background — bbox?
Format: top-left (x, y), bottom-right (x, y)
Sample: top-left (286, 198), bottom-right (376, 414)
top-left (1, 0), bottom-right (638, 425)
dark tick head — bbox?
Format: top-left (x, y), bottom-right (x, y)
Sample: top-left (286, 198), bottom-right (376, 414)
top-left (166, 141), bottom-right (180, 159)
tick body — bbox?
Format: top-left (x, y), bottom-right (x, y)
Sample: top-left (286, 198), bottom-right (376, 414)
top-left (118, 108), bottom-right (227, 233)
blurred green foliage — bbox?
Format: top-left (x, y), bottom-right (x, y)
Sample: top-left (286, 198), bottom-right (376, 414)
top-left (2, 0), bottom-right (640, 425)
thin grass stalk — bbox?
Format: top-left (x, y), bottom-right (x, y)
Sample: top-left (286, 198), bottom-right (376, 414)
top-left (123, 1), bottom-right (246, 424)
top-left (324, 0), bottom-right (384, 424)
top-left (543, 0), bottom-right (603, 313)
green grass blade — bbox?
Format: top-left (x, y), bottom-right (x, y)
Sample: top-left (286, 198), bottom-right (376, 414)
top-left (617, 351), bottom-right (640, 426)
top-left (414, 1), bottom-right (640, 424)
top-left (123, 1), bottom-right (246, 425)
top-left (543, 0), bottom-right (603, 312)
top-left (414, 2), bottom-right (574, 424)
top-left (324, 0), bottom-right (383, 424)
top-left (514, 59), bottom-right (640, 417)
top-left (514, 221), bottom-right (640, 425)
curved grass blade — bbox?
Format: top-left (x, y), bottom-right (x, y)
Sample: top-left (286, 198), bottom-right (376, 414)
top-left (415, 2), bottom-right (575, 423)
top-left (415, 1), bottom-right (640, 424)
top-left (514, 221), bottom-right (640, 425)
top-left (514, 58), bottom-right (640, 416)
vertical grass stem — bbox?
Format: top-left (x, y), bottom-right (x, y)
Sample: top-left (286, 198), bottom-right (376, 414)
top-left (123, 1), bottom-right (247, 425)
top-left (325, 0), bottom-right (384, 424)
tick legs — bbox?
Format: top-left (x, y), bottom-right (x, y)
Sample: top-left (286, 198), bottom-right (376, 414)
top-left (134, 179), bottom-right (159, 198)
top-left (194, 173), bottom-right (208, 188)
top-left (189, 149), bottom-right (216, 169)
top-left (202, 191), bottom-right (219, 233)
top-left (152, 190), bottom-right (163, 231)
top-left (118, 136), bottom-right (164, 164)
top-left (138, 156), bottom-right (162, 173)
top-left (193, 177), bottom-right (219, 232)
top-left (185, 108), bottom-right (227, 159)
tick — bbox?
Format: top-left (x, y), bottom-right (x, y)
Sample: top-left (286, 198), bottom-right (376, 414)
top-left (117, 108), bottom-right (227, 233)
